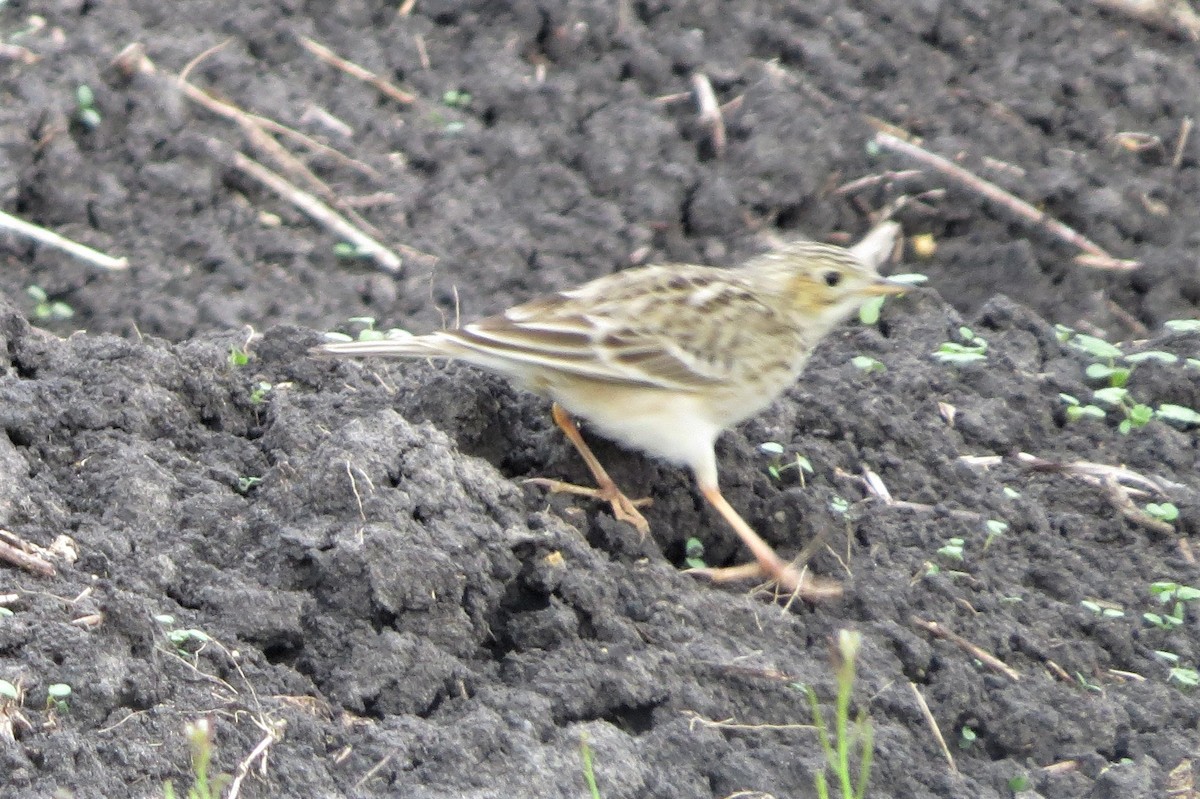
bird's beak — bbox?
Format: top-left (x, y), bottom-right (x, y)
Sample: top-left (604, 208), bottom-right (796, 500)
top-left (860, 276), bottom-right (912, 296)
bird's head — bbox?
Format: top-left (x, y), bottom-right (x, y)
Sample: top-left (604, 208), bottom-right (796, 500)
top-left (744, 240), bottom-right (909, 335)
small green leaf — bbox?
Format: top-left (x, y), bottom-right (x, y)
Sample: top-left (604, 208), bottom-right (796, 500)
top-left (1174, 585), bottom-right (1200, 602)
top-left (1164, 319), bottom-right (1200, 332)
top-left (851, 354), bottom-right (885, 373)
top-left (932, 351), bottom-right (987, 365)
top-left (684, 537), bottom-right (707, 569)
top-left (985, 519), bottom-right (1009, 536)
top-left (1156, 404), bottom-right (1200, 426)
top-left (0, 680), bottom-right (17, 700)
top-left (858, 295), bottom-right (886, 325)
top-left (1127, 404), bottom-right (1154, 427)
top-left (1154, 649), bottom-right (1181, 663)
top-left (1092, 387), bottom-right (1129, 406)
top-left (1169, 668), bottom-right (1200, 688)
top-left (1124, 350), bottom-right (1178, 364)
top-left (46, 683), bottom-right (71, 700)
top-left (1070, 334), bottom-right (1123, 360)
top-left (1003, 486), bottom-right (1021, 499)
top-left (759, 441), bottom-right (784, 456)
top-left (1144, 502), bottom-right (1179, 522)
top-left (1059, 393), bottom-right (1080, 406)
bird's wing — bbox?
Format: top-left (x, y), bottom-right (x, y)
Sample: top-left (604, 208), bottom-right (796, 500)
top-left (444, 264), bottom-right (780, 391)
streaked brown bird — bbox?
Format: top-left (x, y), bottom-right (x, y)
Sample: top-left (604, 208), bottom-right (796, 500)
top-left (319, 238), bottom-right (907, 597)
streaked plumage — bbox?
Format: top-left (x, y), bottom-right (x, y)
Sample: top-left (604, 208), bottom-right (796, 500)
top-left (319, 239), bottom-right (907, 596)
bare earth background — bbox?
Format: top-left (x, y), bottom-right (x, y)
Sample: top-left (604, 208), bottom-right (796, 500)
top-left (1, 1), bottom-right (1199, 798)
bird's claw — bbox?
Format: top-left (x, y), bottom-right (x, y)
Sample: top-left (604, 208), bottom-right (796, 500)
top-left (525, 477), bottom-right (652, 536)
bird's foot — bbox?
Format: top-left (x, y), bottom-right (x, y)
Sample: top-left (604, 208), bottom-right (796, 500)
top-left (525, 477), bottom-right (652, 536)
top-left (685, 562), bottom-right (843, 601)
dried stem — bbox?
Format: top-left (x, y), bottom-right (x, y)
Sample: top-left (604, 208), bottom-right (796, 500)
top-left (873, 131), bottom-right (1140, 271)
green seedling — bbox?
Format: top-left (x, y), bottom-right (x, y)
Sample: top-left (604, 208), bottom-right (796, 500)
top-left (983, 519), bottom-right (1008, 549)
top-left (1059, 393), bottom-right (1106, 422)
top-left (442, 89), bottom-right (472, 109)
top-left (0, 680), bottom-right (17, 701)
top-left (1144, 582), bottom-right (1200, 631)
top-left (1089, 386), bottom-right (1154, 434)
top-left (1075, 672), bottom-right (1102, 693)
top-left (1156, 404), bottom-right (1200, 427)
top-left (857, 273), bottom-right (926, 325)
top-left (46, 683), bottom-right (71, 713)
top-left (1155, 649), bottom-right (1181, 664)
top-left (236, 476), bottom-right (262, 494)
top-left (1165, 319), bottom-right (1200, 333)
top-left (579, 733), bottom-right (603, 799)
top-left (1170, 667), bottom-right (1200, 688)
top-left (1124, 350), bottom-right (1178, 365)
top-left (164, 718), bottom-right (231, 799)
top-left (1060, 327), bottom-right (1199, 432)
top-left (227, 346), bottom-right (250, 367)
top-left (933, 326), bottom-right (987, 365)
top-left (159, 615), bottom-right (213, 656)
top-left (957, 726), bottom-right (977, 750)
top-left (249, 382), bottom-right (273, 405)
top-left (759, 442), bottom-right (813, 484)
top-left (1080, 600), bottom-right (1125, 619)
top-left (75, 84), bottom-right (101, 129)
top-left (323, 317), bottom-right (411, 344)
top-left (830, 496), bottom-right (850, 515)
top-left (684, 538), bottom-right (707, 570)
top-left (1008, 774), bottom-right (1031, 792)
top-left (1002, 486), bottom-right (1021, 499)
top-left (798, 630), bottom-right (873, 799)
top-left (1144, 609), bottom-right (1185, 631)
top-left (850, 355), bottom-right (885, 374)
top-left (25, 285), bottom-right (74, 322)
top-left (936, 537), bottom-right (965, 562)
top-left (1144, 502), bottom-right (1179, 523)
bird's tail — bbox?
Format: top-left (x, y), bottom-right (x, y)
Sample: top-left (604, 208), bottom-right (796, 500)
top-left (314, 331), bottom-right (463, 360)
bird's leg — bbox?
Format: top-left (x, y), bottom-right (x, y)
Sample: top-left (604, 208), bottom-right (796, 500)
top-left (688, 483), bottom-right (842, 601)
top-left (525, 403), bottom-right (652, 535)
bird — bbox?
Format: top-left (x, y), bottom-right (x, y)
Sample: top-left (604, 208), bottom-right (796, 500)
top-left (318, 237), bottom-right (908, 598)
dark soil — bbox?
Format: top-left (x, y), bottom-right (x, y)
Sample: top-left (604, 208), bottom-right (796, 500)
top-left (1, 1), bottom-right (1198, 798)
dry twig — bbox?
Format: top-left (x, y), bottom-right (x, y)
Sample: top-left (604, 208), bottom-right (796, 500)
top-left (1091, 0), bottom-right (1200, 39)
top-left (692, 73), bottom-right (727, 157)
top-left (684, 710), bottom-right (816, 733)
top-left (0, 531), bottom-right (56, 577)
top-left (0, 210), bottom-right (128, 270)
top-left (873, 130), bottom-right (1140, 271)
top-left (1172, 116), bottom-right (1193, 169)
top-left (911, 617), bottom-right (1021, 682)
top-left (909, 683), bottom-right (956, 772)
top-left (299, 36), bottom-right (415, 105)
top-left (225, 149), bottom-right (402, 273)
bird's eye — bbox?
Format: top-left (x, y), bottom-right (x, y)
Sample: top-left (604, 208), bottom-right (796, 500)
top-left (823, 270), bottom-right (843, 287)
